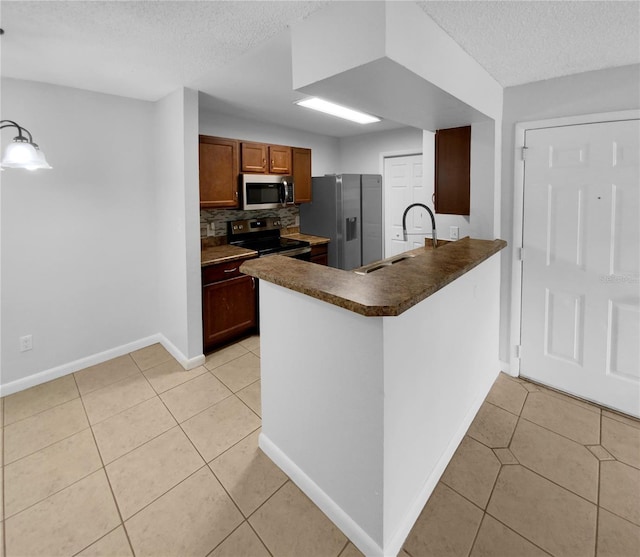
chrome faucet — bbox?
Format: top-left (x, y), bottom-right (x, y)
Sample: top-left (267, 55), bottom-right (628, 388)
top-left (402, 203), bottom-right (438, 248)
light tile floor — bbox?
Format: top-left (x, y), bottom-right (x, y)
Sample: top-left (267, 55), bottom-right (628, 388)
top-left (1, 337), bottom-right (639, 556)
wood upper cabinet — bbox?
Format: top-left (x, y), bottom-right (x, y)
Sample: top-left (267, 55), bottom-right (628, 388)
top-left (199, 136), bottom-right (239, 208)
top-left (434, 125), bottom-right (471, 216)
top-left (268, 145), bottom-right (292, 174)
top-left (292, 147), bottom-right (312, 203)
top-left (241, 142), bottom-right (268, 173)
top-left (241, 142), bottom-right (292, 174)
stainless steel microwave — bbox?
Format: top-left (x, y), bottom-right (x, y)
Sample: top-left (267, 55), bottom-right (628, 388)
top-left (242, 174), bottom-right (295, 210)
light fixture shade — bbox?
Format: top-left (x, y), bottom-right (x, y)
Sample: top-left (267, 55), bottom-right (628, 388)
top-left (26, 148), bottom-right (53, 171)
top-left (2, 140), bottom-right (40, 167)
top-left (1, 139), bottom-right (51, 170)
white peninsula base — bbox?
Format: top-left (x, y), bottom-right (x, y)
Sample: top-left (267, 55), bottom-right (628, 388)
top-left (257, 254), bottom-right (501, 557)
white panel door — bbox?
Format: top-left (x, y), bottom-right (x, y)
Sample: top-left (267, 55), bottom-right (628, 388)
top-left (384, 154), bottom-right (425, 258)
top-left (521, 119), bottom-right (640, 416)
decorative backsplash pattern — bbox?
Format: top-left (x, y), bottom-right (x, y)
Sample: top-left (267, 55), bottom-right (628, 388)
top-left (200, 207), bottom-right (300, 237)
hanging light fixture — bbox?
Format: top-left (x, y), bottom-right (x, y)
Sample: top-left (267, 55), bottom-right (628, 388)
top-left (1, 120), bottom-right (52, 170)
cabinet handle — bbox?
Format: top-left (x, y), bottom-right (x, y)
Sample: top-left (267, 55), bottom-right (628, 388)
top-left (251, 277), bottom-right (256, 289)
top-left (224, 268), bottom-right (238, 273)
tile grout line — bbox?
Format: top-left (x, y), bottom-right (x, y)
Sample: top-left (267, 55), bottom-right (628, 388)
top-left (73, 373), bottom-right (137, 557)
top-left (594, 411), bottom-right (604, 557)
top-left (470, 405), bottom-right (602, 456)
top-left (465, 512), bottom-right (487, 557)
top-left (483, 509), bottom-right (554, 556)
top-left (336, 538), bottom-right (351, 557)
top-left (243, 479), bottom-right (295, 556)
top-left (2, 391), bottom-right (81, 429)
top-left (3, 423), bottom-right (94, 469)
top-left (483, 388), bottom-right (557, 557)
top-left (150, 379), bottom-right (263, 537)
top-left (198, 349), bottom-right (276, 556)
top-left (463, 388), bottom-right (555, 557)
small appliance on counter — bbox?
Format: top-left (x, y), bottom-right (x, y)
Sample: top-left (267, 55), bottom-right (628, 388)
top-left (227, 217), bottom-right (310, 260)
top-left (299, 174), bottom-right (382, 270)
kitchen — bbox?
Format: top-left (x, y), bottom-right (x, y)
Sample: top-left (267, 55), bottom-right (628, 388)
top-left (1, 1), bottom-right (639, 556)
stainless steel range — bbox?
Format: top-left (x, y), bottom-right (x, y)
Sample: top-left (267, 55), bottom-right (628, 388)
top-left (227, 217), bottom-right (311, 260)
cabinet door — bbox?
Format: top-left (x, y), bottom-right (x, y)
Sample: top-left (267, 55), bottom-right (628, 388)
top-left (202, 274), bottom-right (257, 351)
top-left (269, 145), bottom-right (292, 174)
top-left (434, 126), bottom-right (471, 215)
top-left (292, 147), bottom-right (312, 203)
top-left (310, 244), bottom-right (328, 265)
top-left (311, 244), bottom-right (329, 265)
top-left (199, 136), bottom-right (239, 208)
top-left (241, 142), bottom-right (268, 173)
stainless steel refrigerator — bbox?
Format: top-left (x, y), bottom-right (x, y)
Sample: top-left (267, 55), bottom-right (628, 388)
top-left (299, 174), bottom-right (382, 270)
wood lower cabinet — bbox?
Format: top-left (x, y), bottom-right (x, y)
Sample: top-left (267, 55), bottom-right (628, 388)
top-left (202, 259), bottom-right (257, 352)
top-left (292, 147), bottom-right (312, 203)
top-left (434, 125), bottom-right (471, 215)
top-left (199, 136), bottom-right (239, 208)
top-left (310, 244), bottom-right (328, 265)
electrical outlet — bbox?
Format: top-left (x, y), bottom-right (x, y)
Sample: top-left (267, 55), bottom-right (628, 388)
top-left (207, 222), bottom-right (216, 237)
top-left (20, 335), bottom-right (33, 352)
top-left (450, 226), bottom-right (459, 240)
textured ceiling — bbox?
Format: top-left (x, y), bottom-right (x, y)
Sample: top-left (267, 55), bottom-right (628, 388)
top-left (1, 1), bottom-right (639, 137)
top-left (418, 0), bottom-right (640, 87)
top-left (0, 0), bottom-right (330, 100)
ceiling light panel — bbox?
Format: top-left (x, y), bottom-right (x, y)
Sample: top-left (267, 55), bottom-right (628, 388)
top-left (295, 97), bottom-right (381, 124)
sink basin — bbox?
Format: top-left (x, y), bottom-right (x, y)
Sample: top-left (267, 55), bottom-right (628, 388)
top-left (354, 253), bottom-right (415, 275)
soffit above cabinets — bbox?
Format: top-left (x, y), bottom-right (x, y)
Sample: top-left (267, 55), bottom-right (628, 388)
top-left (291, 1), bottom-right (503, 131)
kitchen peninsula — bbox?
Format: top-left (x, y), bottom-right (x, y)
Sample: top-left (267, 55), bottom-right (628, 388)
top-left (240, 237), bottom-right (507, 557)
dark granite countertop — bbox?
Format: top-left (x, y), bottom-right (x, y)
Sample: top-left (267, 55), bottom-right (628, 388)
top-left (240, 237), bottom-right (507, 316)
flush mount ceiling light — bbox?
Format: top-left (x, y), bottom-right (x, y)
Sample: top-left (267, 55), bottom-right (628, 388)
top-left (0, 120), bottom-right (52, 170)
top-left (295, 97), bottom-right (381, 125)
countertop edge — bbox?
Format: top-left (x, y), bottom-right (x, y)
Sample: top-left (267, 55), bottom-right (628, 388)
top-left (201, 247), bottom-right (258, 267)
top-left (240, 238), bottom-right (507, 317)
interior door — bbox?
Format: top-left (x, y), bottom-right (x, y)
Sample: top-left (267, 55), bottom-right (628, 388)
top-left (520, 119), bottom-right (639, 416)
top-left (384, 154), bottom-right (425, 257)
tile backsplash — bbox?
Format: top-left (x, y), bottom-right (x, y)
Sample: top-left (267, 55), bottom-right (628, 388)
top-left (200, 207), bottom-right (300, 238)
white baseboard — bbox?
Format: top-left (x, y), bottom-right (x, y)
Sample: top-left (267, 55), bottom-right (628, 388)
top-left (0, 333), bottom-right (204, 397)
top-left (383, 366), bottom-right (499, 555)
top-left (500, 359), bottom-right (518, 377)
top-left (159, 335), bottom-right (205, 370)
top-left (259, 368), bottom-right (498, 557)
top-left (259, 433), bottom-right (386, 557)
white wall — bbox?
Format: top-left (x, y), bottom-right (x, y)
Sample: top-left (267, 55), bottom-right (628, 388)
top-left (338, 127), bottom-right (423, 174)
top-left (154, 88), bottom-right (203, 365)
top-left (422, 121), bottom-right (496, 241)
top-left (499, 64), bottom-right (640, 364)
top-left (337, 124), bottom-right (495, 243)
top-left (198, 106), bottom-right (341, 176)
top-left (0, 78), bottom-right (158, 390)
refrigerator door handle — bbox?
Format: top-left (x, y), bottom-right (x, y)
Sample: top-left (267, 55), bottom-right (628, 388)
top-left (346, 217), bottom-right (358, 242)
